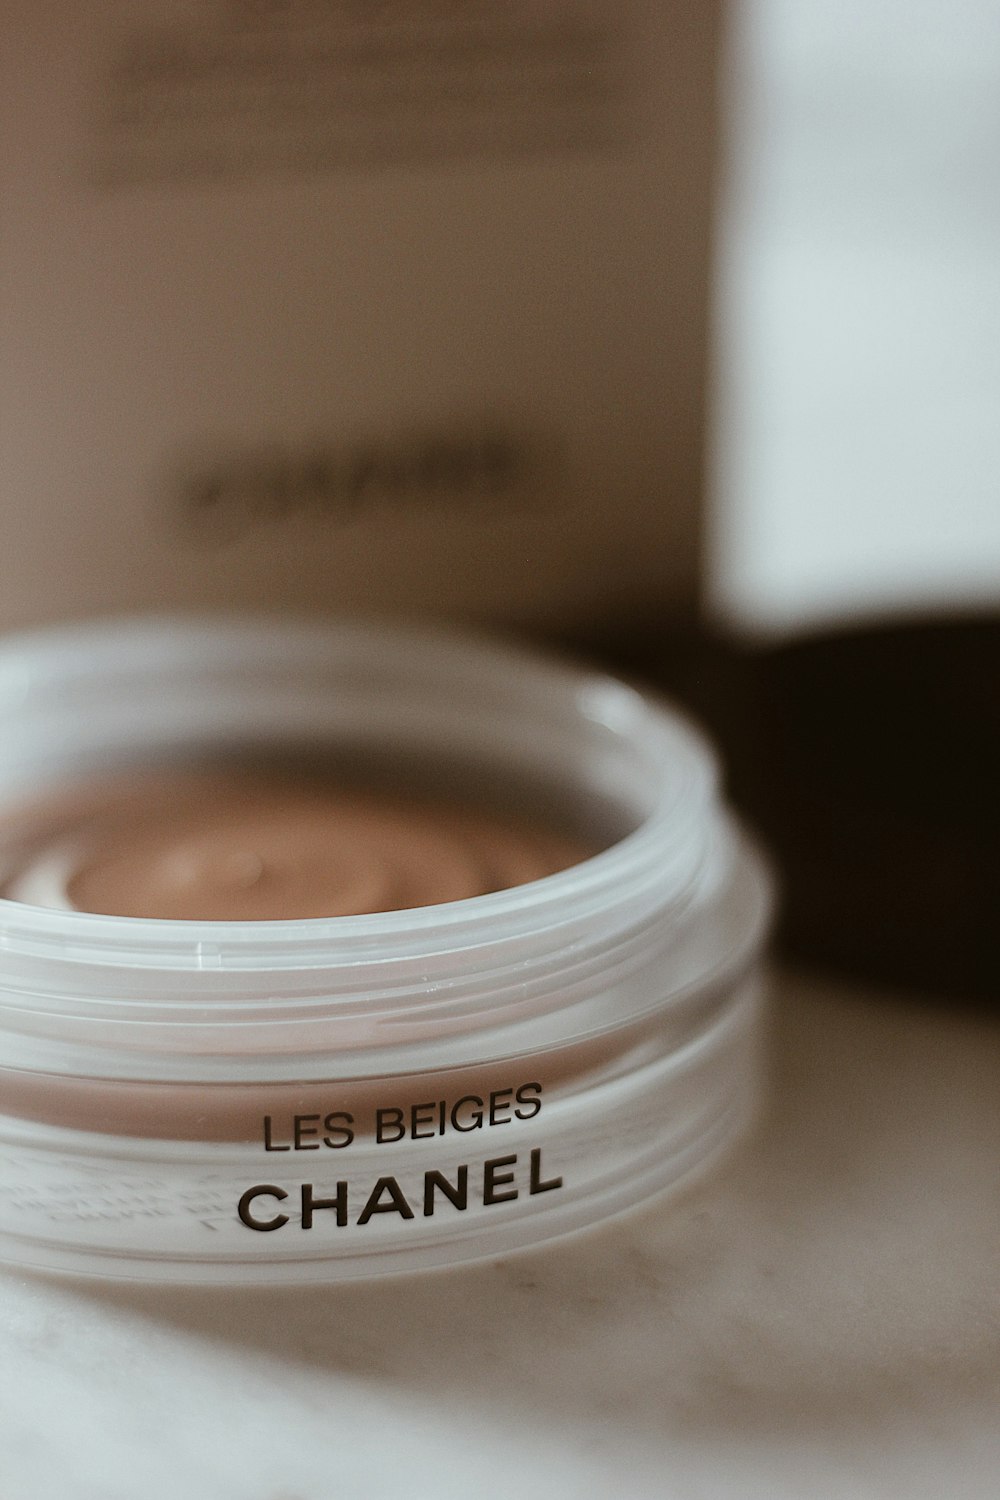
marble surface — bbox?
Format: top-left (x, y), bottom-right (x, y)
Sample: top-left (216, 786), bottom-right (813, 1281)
top-left (1, 968), bottom-right (998, 1499)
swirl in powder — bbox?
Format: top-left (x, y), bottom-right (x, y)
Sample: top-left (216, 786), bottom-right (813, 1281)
top-left (0, 767), bottom-right (593, 920)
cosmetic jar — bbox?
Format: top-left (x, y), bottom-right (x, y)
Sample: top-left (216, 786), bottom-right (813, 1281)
top-left (0, 618), bottom-right (771, 1283)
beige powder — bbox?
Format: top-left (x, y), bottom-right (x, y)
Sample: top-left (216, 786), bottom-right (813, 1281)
top-left (0, 766), bottom-right (593, 921)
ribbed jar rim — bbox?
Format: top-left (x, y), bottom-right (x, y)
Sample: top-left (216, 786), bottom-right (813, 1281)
top-left (0, 616), bottom-right (768, 1072)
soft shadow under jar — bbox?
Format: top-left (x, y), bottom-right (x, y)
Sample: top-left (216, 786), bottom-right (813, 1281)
top-left (0, 618), bottom-right (771, 1283)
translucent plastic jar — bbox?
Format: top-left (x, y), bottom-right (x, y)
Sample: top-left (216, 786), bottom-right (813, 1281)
top-left (0, 618), bottom-right (771, 1282)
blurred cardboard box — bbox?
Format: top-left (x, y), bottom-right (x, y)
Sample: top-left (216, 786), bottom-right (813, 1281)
top-left (1, 0), bottom-right (718, 635)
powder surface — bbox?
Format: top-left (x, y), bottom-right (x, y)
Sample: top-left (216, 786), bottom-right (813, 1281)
top-left (0, 767), bottom-right (593, 920)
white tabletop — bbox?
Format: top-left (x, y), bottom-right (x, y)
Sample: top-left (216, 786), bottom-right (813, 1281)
top-left (2, 967), bottom-right (998, 1499)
